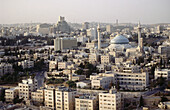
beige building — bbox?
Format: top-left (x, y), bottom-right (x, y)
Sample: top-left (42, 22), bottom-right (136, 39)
top-left (86, 42), bottom-right (97, 48)
top-left (5, 87), bottom-right (19, 102)
top-left (58, 62), bottom-right (67, 70)
top-left (99, 87), bottom-right (122, 110)
top-left (31, 89), bottom-right (44, 105)
top-left (106, 25), bottom-right (113, 33)
top-left (18, 78), bottom-right (35, 100)
top-left (18, 60), bottom-right (34, 69)
top-left (36, 23), bottom-right (52, 35)
top-left (101, 55), bottom-right (111, 64)
top-left (44, 88), bottom-right (55, 110)
top-left (54, 37), bottom-right (77, 51)
top-left (71, 75), bottom-right (86, 81)
top-left (89, 53), bottom-right (99, 63)
top-left (115, 72), bottom-right (149, 90)
top-left (49, 61), bottom-right (57, 72)
top-left (75, 95), bottom-right (97, 110)
top-left (91, 76), bottom-right (113, 89)
top-left (155, 68), bottom-right (170, 80)
top-left (55, 87), bottom-right (76, 110)
top-left (44, 87), bottom-right (76, 110)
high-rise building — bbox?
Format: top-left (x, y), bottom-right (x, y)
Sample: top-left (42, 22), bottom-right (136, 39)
top-left (116, 19), bottom-right (119, 26)
top-left (106, 25), bottom-right (113, 33)
top-left (55, 16), bottom-right (71, 33)
top-left (36, 23), bottom-right (52, 35)
top-left (82, 22), bottom-right (89, 30)
top-left (86, 28), bottom-right (97, 40)
top-left (54, 37), bottom-right (77, 51)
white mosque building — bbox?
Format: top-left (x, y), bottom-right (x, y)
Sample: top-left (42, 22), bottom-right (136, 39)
top-left (108, 34), bottom-right (132, 51)
top-left (102, 22), bottom-right (145, 57)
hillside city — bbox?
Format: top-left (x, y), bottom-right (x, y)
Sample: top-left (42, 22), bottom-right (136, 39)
top-left (0, 16), bottom-right (170, 110)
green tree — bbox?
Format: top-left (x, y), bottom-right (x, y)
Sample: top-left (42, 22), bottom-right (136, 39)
top-left (116, 80), bottom-right (120, 91)
top-left (139, 96), bottom-right (144, 107)
top-left (66, 81), bottom-right (76, 88)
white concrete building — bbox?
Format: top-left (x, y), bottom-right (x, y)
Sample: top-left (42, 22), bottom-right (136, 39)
top-left (155, 68), bottom-right (170, 80)
top-left (44, 88), bottom-right (55, 110)
top-left (99, 87), bottom-right (122, 110)
top-left (5, 87), bottom-right (19, 102)
top-left (101, 55), bottom-right (111, 64)
top-left (89, 53), bottom-right (99, 63)
top-left (54, 37), bottom-right (77, 51)
top-left (55, 87), bottom-right (76, 110)
top-left (31, 89), bottom-right (44, 105)
top-left (91, 76), bottom-right (113, 89)
top-left (58, 62), bottom-right (67, 70)
top-left (115, 72), bottom-right (149, 90)
top-left (75, 95), bottom-right (97, 110)
top-left (18, 78), bottom-right (35, 100)
top-left (18, 60), bottom-right (34, 69)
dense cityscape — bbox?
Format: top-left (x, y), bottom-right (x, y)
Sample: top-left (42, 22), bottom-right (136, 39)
top-left (1, 0), bottom-right (170, 110)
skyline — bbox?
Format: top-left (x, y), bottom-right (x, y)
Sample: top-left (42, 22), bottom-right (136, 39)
top-left (0, 0), bottom-right (170, 24)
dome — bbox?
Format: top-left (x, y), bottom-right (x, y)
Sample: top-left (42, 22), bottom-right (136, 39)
top-left (110, 34), bottom-right (129, 44)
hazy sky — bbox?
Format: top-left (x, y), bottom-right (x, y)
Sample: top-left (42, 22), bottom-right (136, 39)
top-left (0, 0), bottom-right (170, 24)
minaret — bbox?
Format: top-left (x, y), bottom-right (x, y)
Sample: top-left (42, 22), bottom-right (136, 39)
top-left (137, 22), bottom-right (144, 53)
top-left (97, 24), bottom-right (101, 50)
top-left (137, 22), bottom-right (142, 48)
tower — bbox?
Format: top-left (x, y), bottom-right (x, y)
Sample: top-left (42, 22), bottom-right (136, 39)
top-left (116, 19), bottom-right (118, 26)
top-left (137, 22), bottom-right (142, 48)
top-left (97, 24), bottom-right (101, 50)
top-left (137, 22), bottom-right (144, 53)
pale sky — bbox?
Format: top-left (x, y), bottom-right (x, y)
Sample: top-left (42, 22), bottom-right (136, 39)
top-left (0, 0), bottom-right (170, 24)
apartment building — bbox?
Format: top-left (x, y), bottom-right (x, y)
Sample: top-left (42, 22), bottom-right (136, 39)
top-left (44, 86), bottom-right (76, 110)
top-left (44, 88), bottom-right (56, 110)
top-left (115, 72), bottom-right (149, 90)
top-left (155, 68), bottom-right (170, 80)
top-left (99, 87), bottom-right (122, 110)
top-left (49, 61), bottom-right (57, 72)
top-left (18, 78), bottom-right (35, 100)
top-left (89, 53), bottom-right (99, 63)
top-left (75, 95), bottom-right (97, 110)
top-left (18, 60), bottom-right (34, 69)
top-left (5, 87), bottom-right (19, 102)
top-left (0, 63), bottom-right (13, 76)
top-left (31, 89), bottom-right (44, 105)
top-left (55, 87), bottom-right (76, 110)
top-left (101, 55), bottom-right (111, 64)
top-left (91, 76), bottom-right (113, 89)
top-left (58, 62), bottom-right (67, 70)
top-left (71, 75), bottom-right (86, 81)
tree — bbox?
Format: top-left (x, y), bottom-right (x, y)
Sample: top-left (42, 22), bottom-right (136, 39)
top-left (157, 74), bottom-right (165, 86)
top-left (116, 80), bottom-right (120, 91)
top-left (160, 96), bottom-right (168, 102)
top-left (13, 96), bottom-right (23, 104)
top-left (139, 96), bottom-right (144, 107)
top-left (66, 81), bottom-right (76, 88)
top-left (0, 89), bottom-right (5, 102)
top-left (63, 55), bottom-right (68, 62)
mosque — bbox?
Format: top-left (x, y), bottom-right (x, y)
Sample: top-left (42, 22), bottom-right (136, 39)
top-left (97, 22), bottom-right (144, 57)
top-left (108, 34), bottom-right (132, 51)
